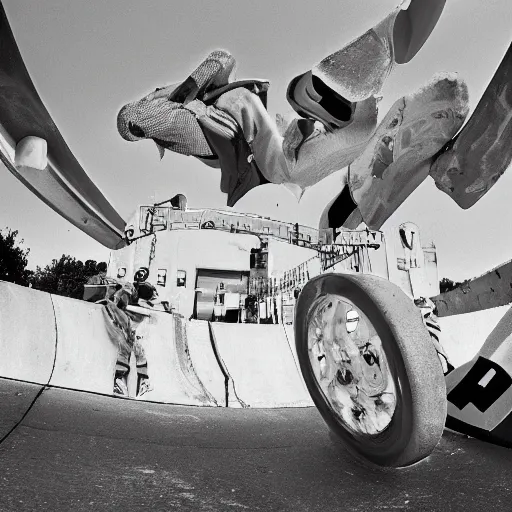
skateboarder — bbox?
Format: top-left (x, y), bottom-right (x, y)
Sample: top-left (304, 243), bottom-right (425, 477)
top-left (117, 0), bottom-right (462, 219)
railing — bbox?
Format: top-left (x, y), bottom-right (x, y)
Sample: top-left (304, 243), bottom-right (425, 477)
top-left (126, 205), bottom-right (320, 247)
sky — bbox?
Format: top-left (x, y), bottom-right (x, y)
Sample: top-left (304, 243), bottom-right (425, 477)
top-left (0, 0), bottom-right (511, 282)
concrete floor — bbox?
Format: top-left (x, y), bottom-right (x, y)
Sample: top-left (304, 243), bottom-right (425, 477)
top-left (0, 378), bottom-right (511, 512)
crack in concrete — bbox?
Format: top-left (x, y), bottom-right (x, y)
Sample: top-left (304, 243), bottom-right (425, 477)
top-left (0, 294), bottom-right (59, 449)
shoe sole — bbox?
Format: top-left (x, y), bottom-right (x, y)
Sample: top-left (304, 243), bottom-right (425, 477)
top-left (286, 72), bottom-right (354, 130)
top-left (348, 74), bottom-right (469, 230)
top-left (313, 0), bottom-right (446, 102)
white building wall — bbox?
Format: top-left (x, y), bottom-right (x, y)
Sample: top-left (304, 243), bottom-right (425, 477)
top-left (108, 239), bottom-right (136, 282)
top-left (383, 223), bottom-right (440, 299)
top-left (267, 239), bottom-right (318, 279)
top-left (108, 230), bottom-right (261, 317)
top-left (108, 212), bottom-right (437, 318)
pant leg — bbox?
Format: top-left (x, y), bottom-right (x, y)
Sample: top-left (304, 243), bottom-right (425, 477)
top-left (129, 314), bottom-right (149, 381)
top-left (102, 301), bottom-right (134, 374)
top-left (215, 88), bottom-right (377, 191)
top-left (214, 88), bottom-right (291, 185)
top-left (133, 340), bottom-right (148, 379)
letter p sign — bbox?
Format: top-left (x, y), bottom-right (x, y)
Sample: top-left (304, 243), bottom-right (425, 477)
top-left (448, 357), bottom-right (512, 413)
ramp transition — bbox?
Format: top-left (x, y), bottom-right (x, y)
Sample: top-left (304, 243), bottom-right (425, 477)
top-left (0, 281), bottom-right (220, 407)
top-left (0, 281), bottom-right (314, 411)
top-left (209, 323), bottom-right (313, 408)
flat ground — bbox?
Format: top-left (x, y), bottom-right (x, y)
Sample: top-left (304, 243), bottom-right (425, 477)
top-left (0, 379), bottom-right (510, 512)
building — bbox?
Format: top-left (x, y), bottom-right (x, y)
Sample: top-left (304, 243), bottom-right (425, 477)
top-left (107, 195), bottom-right (438, 321)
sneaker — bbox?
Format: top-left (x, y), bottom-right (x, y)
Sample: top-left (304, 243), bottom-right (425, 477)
top-left (113, 376), bottom-right (128, 396)
top-left (136, 376), bottom-right (152, 399)
top-left (286, 0), bottom-right (447, 124)
top-left (286, 71), bottom-right (355, 131)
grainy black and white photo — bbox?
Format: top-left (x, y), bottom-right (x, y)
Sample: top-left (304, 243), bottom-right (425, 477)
top-left (1, 0), bottom-right (511, 510)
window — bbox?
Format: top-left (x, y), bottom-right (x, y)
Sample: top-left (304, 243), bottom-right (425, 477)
top-left (177, 270), bottom-right (187, 287)
top-left (157, 269), bottom-right (167, 286)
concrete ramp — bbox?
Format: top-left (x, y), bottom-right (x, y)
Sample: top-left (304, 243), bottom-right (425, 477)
top-left (0, 281), bottom-right (56, 384)
top-left (0, 281), bottom-right (57, 440)
top-left (47, 303), bottom-right (220, 406)
top-left (1, 281), bottom-right (314, 409)
top-left (210, 323), bottom-right (313, 408)
top-left (48, 295), bottom-right (118, 394)
top-left (438, 305), bottom-right (510, 368)
top-left (0, 282), bottom-right (219, 407)
top-left (186, 319), bottom-right (234, 407)
top-left (283, 324), bottom-right (300, 371)
top-left (142, 314), bottom-right (219, 406)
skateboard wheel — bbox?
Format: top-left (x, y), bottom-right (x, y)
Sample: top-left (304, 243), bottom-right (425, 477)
top-left (295, 273), bottom-right (446, 467)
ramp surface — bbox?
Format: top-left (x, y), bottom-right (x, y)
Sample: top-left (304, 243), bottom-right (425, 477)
top-left (142, 314), bottom-right (219, 406)
top-left (210, 323), bottom-right (313, 408)
top-left (0, 282), bottom-right (219, 406)
top-left (48, 295), bottom-right (118, 394)
top-left (0, 282), bottom-right (56, 384)
top-left (186, 320), bottom-right (227, 406)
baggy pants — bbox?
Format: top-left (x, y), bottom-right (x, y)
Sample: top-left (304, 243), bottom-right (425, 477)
top-left (115, 310), bottom-right (149, 382)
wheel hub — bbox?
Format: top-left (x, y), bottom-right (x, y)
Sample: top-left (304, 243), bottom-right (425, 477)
top-left (307, 294), bottom-right (397, 435)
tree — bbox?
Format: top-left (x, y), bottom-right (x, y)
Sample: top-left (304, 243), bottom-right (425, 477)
top-left (0, 228), bottom-right (32, 286)
top-left (32, 255), bottom-right (106, 299)
top-left (439, 277), bottom-right (462, 294)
